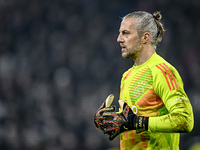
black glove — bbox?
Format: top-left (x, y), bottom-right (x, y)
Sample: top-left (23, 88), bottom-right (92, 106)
top-left (102, 100), bottom-right (149, 140)
top-left (94, 94), bottom-right (116, 131)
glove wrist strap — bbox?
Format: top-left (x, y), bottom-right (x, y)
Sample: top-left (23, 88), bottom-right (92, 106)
top-left (134, 116), bottom-right (149, 133)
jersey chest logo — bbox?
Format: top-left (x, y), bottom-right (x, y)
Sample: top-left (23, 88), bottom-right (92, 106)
top-left (134, 82), bottom-right (145, 98)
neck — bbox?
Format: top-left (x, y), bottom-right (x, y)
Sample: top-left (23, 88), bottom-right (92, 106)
top-left (133, 45), bottom-right (155, 66)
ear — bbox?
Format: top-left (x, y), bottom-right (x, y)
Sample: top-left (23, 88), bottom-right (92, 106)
top-left (141, 32), bottom-right (151, 44)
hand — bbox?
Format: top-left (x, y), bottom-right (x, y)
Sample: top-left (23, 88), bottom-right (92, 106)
top-left (102, 100), bottom-right (149, 140)
top-left (94, 94), bottom-right (116, 130)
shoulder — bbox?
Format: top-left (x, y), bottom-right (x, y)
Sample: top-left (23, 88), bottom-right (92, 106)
top-left (150, 54), bottom-right (183, 90)
top-left (150, 53), bottom-right (178, 75)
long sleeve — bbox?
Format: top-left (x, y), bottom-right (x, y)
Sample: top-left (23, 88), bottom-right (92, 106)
top-left (148, 100), bottom-right (194, 133)
top-left (149, 63), bottom-right (194, 133)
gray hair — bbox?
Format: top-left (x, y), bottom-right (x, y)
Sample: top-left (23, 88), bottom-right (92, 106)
top-left (123, 11), bottom-right (165, 49)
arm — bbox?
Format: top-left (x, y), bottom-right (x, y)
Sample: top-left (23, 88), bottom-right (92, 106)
top-left (149, 112), bottom-right (193, 133)
top-left (150, 64), bottom-right (194, 133)
top-left (95, 93), bottom-right (193, 140)
top-left (148, 95), bottom-right (194, 133)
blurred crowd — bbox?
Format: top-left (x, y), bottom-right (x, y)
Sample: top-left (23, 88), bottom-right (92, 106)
top-left (0, 0), bottom-right (199, 150)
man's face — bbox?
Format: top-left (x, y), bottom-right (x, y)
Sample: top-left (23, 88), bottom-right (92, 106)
top-left (117, 18), bottom-right (142, 59)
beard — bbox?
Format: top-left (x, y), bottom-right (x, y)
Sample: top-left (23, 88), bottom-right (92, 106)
top-left (122, 42), bottom-right (142, 59)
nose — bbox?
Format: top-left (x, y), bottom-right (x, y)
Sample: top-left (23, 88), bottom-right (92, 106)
top-left (117, 33), bottom-right (124, 43)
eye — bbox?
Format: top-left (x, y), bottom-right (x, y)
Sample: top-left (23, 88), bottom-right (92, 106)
top-left (122, 31), bottom-right (129, 35)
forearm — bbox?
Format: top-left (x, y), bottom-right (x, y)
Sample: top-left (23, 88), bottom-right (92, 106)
top-left (148, 112), bottom-right (194, 133)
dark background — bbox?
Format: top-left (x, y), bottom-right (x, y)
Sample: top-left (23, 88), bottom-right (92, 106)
top-left (0, 0), bottom-right (199, 150)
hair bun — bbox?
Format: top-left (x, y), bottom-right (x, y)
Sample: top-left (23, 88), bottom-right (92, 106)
top-left (153, 11), bottom-right (162, 21)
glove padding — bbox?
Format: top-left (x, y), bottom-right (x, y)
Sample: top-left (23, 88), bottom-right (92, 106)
top-left (102, 100), bottom-right (149, 140)
top-left (94, 94), bottom-right (116, 130)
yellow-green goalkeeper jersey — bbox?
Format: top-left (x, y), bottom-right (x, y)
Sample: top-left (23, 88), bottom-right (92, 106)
top-left (119, 52), bottom-right (194, 150)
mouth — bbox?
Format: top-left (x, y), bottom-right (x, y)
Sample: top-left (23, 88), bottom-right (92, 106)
top-left (121, 45), bottom-right (126, 52)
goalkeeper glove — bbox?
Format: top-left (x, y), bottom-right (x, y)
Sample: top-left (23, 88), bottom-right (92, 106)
top-left (94, 94), bottom-right (116, 130)
top-left (102, 100), bottom-right (149, 140)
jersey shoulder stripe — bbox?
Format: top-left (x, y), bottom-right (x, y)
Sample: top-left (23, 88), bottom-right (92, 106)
top-left (156, 63), bottom-right (178, 91)
top-left (162, 63), bottom-right (178, 89)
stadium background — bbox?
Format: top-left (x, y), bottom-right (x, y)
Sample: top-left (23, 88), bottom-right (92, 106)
top-left (0, 0), bottom-right (199, 150)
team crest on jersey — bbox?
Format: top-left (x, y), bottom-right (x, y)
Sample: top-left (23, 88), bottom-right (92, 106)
top-left (134, 82), bottom-right (145, 98)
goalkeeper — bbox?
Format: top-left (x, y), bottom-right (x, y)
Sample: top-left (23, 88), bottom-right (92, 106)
top-left (94, 11), bottom-right (194, 150)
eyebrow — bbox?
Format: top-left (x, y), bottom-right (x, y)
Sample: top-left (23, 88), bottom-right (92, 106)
top-left (119, 29), bottom-right (131, 34)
